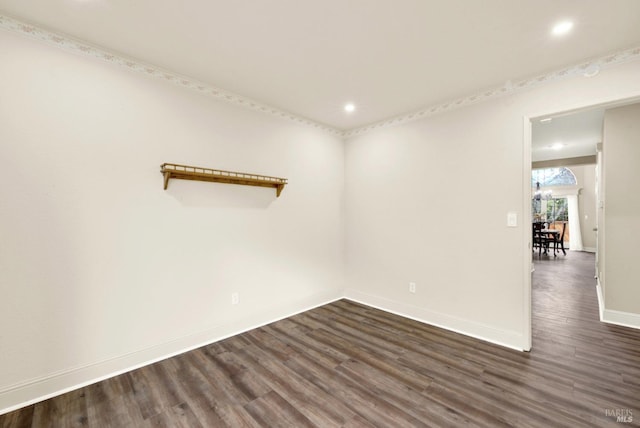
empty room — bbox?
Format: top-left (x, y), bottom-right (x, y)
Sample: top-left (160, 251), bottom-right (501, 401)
top-left (1, 1), bottom-right (640, 426)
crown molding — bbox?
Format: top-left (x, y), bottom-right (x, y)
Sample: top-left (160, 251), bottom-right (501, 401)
top-left (2, 13), bottom-right (640, 140)
top-left (343, 45), bottom-right (640, 138)
top-left (0, 13), bottom-right (343, 137)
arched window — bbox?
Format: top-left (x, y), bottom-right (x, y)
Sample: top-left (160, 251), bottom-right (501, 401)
top-left (531, 167), bottom-right (577, 187)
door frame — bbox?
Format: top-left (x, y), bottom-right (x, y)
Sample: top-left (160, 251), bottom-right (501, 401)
top-left (522, 94), bottom-right (640, 352)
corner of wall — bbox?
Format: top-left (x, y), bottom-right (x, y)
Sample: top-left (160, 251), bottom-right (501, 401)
top-left (596, 277), bottom-right (640, 330)
top-left (343, 289), bottom-right (526, 352)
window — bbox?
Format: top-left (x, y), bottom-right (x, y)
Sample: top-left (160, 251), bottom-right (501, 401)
top-left (531, 167), bottom-right (577, 187)
top-left (532, 167), bottom-right (575, 222)
top-left (545, 197), bottom-right (568, 222)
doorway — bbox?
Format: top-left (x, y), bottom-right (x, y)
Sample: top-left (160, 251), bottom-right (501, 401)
top-left (524, 96), bottom-right (640, 351)
top-left (531, 107), bottom-right (602, 256)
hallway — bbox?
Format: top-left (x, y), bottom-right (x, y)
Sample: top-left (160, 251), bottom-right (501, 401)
top-left (532, 251), bottom-right (639, 425)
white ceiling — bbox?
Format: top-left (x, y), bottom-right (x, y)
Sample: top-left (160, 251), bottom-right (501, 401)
top-left (1, 0), bottom-right (640, 131)
top-left (532, 108), bottom-right (604, 162)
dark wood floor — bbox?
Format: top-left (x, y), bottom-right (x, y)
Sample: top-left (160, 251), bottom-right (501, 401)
top-left (2, 251), bottom-right (639, 427)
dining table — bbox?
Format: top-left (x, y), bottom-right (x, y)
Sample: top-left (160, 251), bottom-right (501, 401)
top-left (540, 228), bottom-right (560, 238)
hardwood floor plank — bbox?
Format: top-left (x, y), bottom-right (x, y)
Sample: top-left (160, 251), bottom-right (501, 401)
top-left (204, 351), bottom-right (272, 402)
top-left (85, 393), bottom-right (145, 428)
top-left (260, 322), bottom-right (350, 368)
top-left (285, 355), bottom-right (428, 428)
top-left (307, 328), bottom-right (435, 392)
top-left (126, 369), bottom-right (166, 420)
top-left (423, 382), bottom-right (515, 428)
top-left (244, 390), bottom-right (315, 428)
top-left (29, 400), bottom-right (62, 428)
top-left (142, 402), bottom-right (203, 428)
top-left (341, 414), bottom-right (378, 428)
top-left (397, 351), bottom-right (574, 427)
top-left (307, 307), bottom-right (411, 360)
top-left (202, 401), bottom-right (260, 428)
top-left (157, 355), bottom-right (237, 426)
top-left (235, 344), bottom-right (357, 426)
top-left (0, 405), bottom-right (34, 428)
top-left (334, 357), bottom-right (474, 427)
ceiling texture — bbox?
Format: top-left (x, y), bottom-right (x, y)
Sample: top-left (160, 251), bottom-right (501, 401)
top-left (1, 0), bottom-right (640, 134)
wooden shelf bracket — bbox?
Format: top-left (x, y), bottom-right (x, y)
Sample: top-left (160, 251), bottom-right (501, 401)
top-left (160, 163), bottom-right (288, 197)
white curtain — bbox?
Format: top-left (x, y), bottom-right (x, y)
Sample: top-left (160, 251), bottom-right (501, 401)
top-left (567, 194), bottom-right (583, 251)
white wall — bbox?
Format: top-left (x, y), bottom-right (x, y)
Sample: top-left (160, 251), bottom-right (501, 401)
top-left (345, 60), bottom-right (640, 350)
top-left (0, 30), bottom-right (344, 411)
top-left (602, 103), bottom-right (640, 316)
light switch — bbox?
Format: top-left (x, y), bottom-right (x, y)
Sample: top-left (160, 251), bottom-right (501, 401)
top-left (507, 212), bottom-right (518, 227)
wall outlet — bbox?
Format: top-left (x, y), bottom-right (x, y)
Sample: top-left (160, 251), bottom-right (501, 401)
top-left (409, 282), bottom-right (416, 293)
top-left (231, 292), bottom-right (239, 305)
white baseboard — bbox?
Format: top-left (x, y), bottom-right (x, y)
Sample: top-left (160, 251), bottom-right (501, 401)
top-left (596, 281), bottom-right (605, 320)
top-left (0, 289), bottom-right (344, 416)
top-left (602, 309), bottom-right (640, 329)
top-left (343, 289), bottom-right (525, 352)
top-left (595, 280), bottom-right (640, 329)
top-left (582, 247), bottom-right (597, 253)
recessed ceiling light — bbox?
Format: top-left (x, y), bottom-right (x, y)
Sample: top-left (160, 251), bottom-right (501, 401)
top-left (344, 103), bottom-right (355, 113)
top-left (552, 21), bottom-right (574, 36)
top-left (551, 142), bottom-right (564, 150)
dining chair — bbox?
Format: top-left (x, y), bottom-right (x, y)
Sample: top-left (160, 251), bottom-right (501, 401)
top-left (551, 222), bottom-right (567, 256)
top-left (532, 222), bottom-right (548, 256)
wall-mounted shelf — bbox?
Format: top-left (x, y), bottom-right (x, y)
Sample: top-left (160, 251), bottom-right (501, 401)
top-left (160, 163), bottom-right (287, 197)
